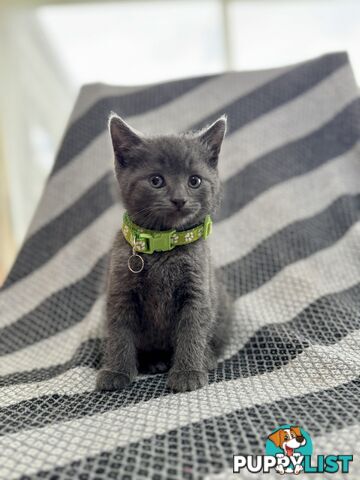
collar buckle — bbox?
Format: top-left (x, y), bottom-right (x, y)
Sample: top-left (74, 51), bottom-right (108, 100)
top-left (138, 230), bottom-right (176, 254)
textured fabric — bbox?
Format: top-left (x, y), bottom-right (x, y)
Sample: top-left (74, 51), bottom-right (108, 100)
top-left (0, 52), bottom-right (360, 480)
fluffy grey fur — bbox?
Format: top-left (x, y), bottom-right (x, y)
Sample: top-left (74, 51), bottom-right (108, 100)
top-left (96, 114), bottom-right (233, 392)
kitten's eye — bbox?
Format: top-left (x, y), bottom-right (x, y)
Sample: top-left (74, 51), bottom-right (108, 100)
top-left (149, 175), bottom-right (165, 188)
top-left (188, 175), bottom-right (202, 189)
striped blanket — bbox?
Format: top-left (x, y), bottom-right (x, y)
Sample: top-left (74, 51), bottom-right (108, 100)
top-left (1, 52), bottom-right (359, 480)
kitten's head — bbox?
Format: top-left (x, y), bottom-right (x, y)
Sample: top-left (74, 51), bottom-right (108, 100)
top-left (109, 113), bottom-right (227, 230)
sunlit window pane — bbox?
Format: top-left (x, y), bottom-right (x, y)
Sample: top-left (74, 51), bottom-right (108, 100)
top-left (37, 1), bottom-right (225, 87)
top-left (229, 0), bottom-right (360, 82)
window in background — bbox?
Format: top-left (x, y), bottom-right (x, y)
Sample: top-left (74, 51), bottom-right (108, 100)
top-left (229, 0), bottom-right (360, 79)
top-left (37, 1), bottom-right (225, 86)
top-left (0, 7), bottom-right (74, 257)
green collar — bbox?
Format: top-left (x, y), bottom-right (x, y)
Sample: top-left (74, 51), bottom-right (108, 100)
top-left (122, 212), bottom-right (212, 254)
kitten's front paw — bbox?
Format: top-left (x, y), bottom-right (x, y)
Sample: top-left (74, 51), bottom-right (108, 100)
top-left (167, 370), bottom-right (207, 392)
top-left (96, 369), bottom-right (131, 391)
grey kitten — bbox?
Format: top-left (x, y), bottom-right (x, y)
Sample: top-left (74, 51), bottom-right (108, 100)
top-left (96, 113), bottom-right (233, 392)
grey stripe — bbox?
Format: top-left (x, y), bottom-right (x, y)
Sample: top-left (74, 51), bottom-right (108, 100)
top-left (222, 193), bottom-right (360, 298)
top-left (191, 52), bottom-right (348, 135)
top-left (1, 192), bottom-right (359, 357)
top-left (52, 75), bottom-right (215, 175)
top-left (17, 376), bottom-right (360, 479)
top-left (219, 62), bottom-right (358, 182)
top-left (2, 173), bottom-right (114, 289)
top-left (1, 279), bottom-right (359, 427)
top-left (222, 281), bottom-right (360, 376)
top-left (211, 148), bottom-right (360, 267)
top-left (217, 98), bottom-right (360, 221)
top-left (0, 339), bottom-right (101, 388)
top-left (0, 256), bottom-right (107, 356)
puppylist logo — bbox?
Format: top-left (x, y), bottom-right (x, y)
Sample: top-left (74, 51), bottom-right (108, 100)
top-left (233, 424), bottom-right (353, 475)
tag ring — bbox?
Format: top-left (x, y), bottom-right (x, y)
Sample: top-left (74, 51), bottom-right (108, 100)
top-left (128, 253), bottom-right (144, 273)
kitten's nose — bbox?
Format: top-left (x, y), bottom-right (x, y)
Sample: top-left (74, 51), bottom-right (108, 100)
top-left (171, 198), bottom-right (187, 209)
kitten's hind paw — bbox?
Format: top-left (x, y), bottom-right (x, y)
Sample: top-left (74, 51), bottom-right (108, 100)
top-left (96, 369), bottom-right (131, 391)
top-left (167, 370), bottom-right (207, 392)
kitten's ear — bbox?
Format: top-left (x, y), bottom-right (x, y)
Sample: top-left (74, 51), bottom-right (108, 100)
top-left (198, 115), bottom-right (227, 166)
top-left (108, 113), bottom-right (143, 166)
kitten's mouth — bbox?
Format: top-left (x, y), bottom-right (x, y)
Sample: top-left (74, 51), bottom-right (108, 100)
top-left (172, 207), bottom-right (193, 216)
top-left (170, 206), bottom-right (198, 220)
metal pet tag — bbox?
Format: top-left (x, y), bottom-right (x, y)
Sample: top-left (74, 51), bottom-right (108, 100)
top-left (127, 246), bottom-right (144, 273)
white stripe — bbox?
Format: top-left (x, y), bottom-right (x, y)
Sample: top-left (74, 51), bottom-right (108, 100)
top-left (219, 64), bottom-right (358, 180)
top-left (0, 367), bottom-right (95, 408)
top-left (0, 205), bottom-right (122, 328)
top-left (71, 66), bottom-right (288, 124)
top-left (224, 221), bottom-right (360, 360)
top-left (1, 329), bottom-right (359, 410)
top-left (70, 83), bottom-right (144, 124)
top-left (211, 147), bottom-right (360, 267)
top-left (128, 70), bottom-right (289, 135)
top-left (26, 135), bottom-right (114, 238)
top-left (0, 296), bottom-right (105, 376)
top-left (0, 331), bottom-right (359, 478)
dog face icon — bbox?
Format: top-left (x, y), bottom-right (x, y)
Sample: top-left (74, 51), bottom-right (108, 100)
top-left (268, 426), bottom-right (306, 474)
top-left (268, 426), bottom-right (306, 455)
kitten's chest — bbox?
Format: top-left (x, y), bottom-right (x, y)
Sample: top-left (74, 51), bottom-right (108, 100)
top-left (141, 253), bottom-right (185, 304)
top-left (133, 250), bottom-right (191, 324)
